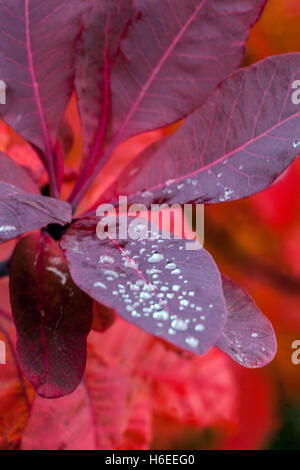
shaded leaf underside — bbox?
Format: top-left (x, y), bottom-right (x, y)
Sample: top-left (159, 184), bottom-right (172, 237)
top-left (216, 275), bottom-right (277, 368)
top-left (10, 232), bottom-right (93, 398)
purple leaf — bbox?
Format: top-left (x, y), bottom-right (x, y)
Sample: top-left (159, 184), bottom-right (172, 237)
top-left (9, 232), bottom-right (93, 398)
top-left (0, 151), bottom-right (39, 193)
top-left (215, 276), bottom-right (277, 368)
top-left (0, 0), bottom-right (86, 152)
top-left (60, 217), bottom-right (228, 355)
top-left (0, 181), bottom-right (72, 243)
top-left (75, 0), bottom-right (134, 160)
top-left (102, 53), bottom-right (300, 206)
top-left (110, 0), bottom-right (267, 140)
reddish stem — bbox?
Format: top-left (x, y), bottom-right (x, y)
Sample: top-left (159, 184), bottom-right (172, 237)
top-left (68, 14), bottom-right (111, 208)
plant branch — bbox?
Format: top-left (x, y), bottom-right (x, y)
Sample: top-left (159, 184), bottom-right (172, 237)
top-left (68, 132), bottom-right (121, 212)
top-left (68, 15), bottom-right (111, 208)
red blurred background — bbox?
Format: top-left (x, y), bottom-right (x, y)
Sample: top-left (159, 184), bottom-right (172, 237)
top-left (1, 0), bottom-right (300, 450)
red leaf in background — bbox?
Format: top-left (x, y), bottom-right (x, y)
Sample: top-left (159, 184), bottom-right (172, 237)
top-left (250, 161), bottom-right (300, 230)
top-left (20, 322), bottom-right (237, 450)
top-left (21, 334), bottom-right (134, 450)
top-left (216, 276), bottom-right (277, 368)
top-left (60, 217), bottom-right (228, 355)
top-left (110, 0), bottom-right (267, 140)
top-left (21, 384), bottom-right (97, 450)
top-left (0, 315), bottom-right (33, 450)
top-left (0, 0), bottom-right (86, 153)
top-left (118, 390), bottom-right (152, 450)
top-left (0, 279), bottom-right (34, 450)
top-left (9, 232), bottom-right (93, 398)
top-left (148, 347), bottom-right (237, 427)
top-left (93, 319), bottom-right (237, 430)
top-left (84, 342), bottom-right (134, 449)
top-left (102, 54), bottom-right (300, 208)
top-left (7, 144), bottom-right (45, 185)
top-left (220, 366), bottom-right (276, 450)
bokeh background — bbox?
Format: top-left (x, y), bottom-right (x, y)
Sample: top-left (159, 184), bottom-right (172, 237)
top-left (1, 0), bottom-right (300, 450)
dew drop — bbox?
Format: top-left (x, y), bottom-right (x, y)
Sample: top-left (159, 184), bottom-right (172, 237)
top-left (166, 262), bottom-right (176, 270)
top-left (171, 269), bottom-right (181, 275)
top-left (104, 270), bottom-right (118, 279)
top-left (171, 319), bottom-right (188, 331)
top-left (93, 281), bottom-right (107, 289)
top-left (130, 284), bottom-right (140, 292)
top-left (134, 223), bottom-right (146, 234)
top-left (98, 255), bottom-right (114, 265)
top-left (131, 310), bottom-right (141, 317)
top-left (153, 309), bottom-right (169, 321)
top-left (140, 292), bottom-right (152, 300)
top-left (124, 258), bottom-right (138, 269)
top-left (185, 336), bottom-right (199, 348)
top-left (0, 225), bottom-right (16, 233)
top-left (148, 252), bottom-right (164, 263)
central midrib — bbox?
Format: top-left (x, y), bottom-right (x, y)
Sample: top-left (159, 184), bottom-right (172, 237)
top-left (118, 0), bottom-right (208, 137)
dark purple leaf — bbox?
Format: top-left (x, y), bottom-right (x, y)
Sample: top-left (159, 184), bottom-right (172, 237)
top-left (110, 0), bottom-right (267, 140)
top-left (92, 302), bottom-right (116, 333)
top-left (102, 53), bottom-right (300, 207)
top-left (9, 232), bottom-right (93, 398)
top-left (75, 0), bottom-right (134, 159)
top-left (0, 0), bottom-right (86, 152)
top-left (0, 181), bottom-right (72, 243)
top-left (0, 152), bottom-right (39, 193)
top-left (60, 217), bottom-right (228, 355)
top-left (215, 276), bottom-right (277, 368)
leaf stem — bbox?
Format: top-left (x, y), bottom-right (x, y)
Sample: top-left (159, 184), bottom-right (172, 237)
top-left (47, 157), bottom-right (59, 199)
top-left (68, 14), bottom-right (111, 209)
top-left (69, 133), bottom-right (121, 212)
